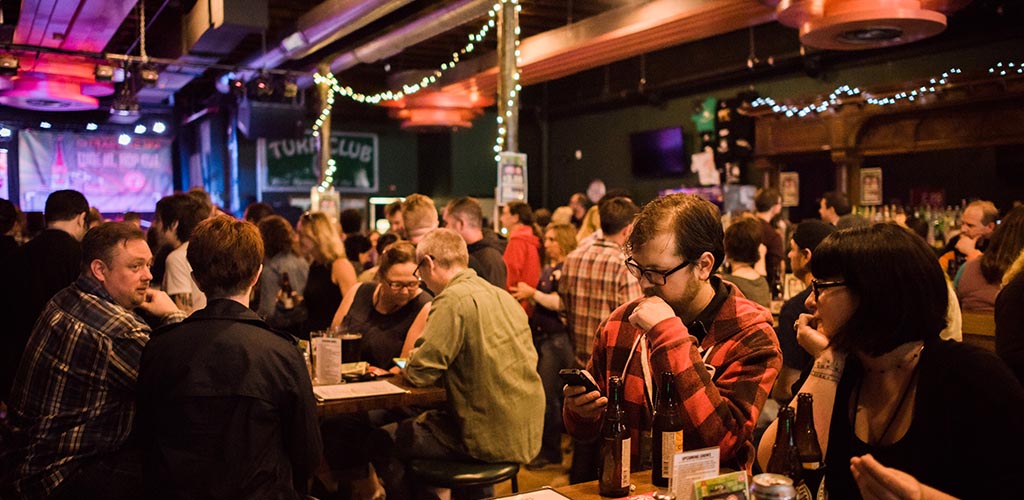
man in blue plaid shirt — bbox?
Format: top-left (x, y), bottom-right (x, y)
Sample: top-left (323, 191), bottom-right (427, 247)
top-left (3, 222), bottom-right (184, 500)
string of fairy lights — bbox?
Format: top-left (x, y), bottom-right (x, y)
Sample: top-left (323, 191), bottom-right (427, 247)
top-left (312, 0), bottom-right (521, 191)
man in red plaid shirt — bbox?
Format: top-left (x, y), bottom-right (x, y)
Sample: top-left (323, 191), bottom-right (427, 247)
top-left (563, 193), bottom-right (781, 472)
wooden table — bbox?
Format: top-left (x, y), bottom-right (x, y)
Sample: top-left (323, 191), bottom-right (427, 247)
top-left (555, 470), bottom-right (657, 500)
top-left (315, 374), bottom-right (447, 418)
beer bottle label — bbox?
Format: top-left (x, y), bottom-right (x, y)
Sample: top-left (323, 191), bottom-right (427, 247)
top-left (659, 430), bottom-right (683, 476)
top-left (620, 438), bottom-right (631, 487)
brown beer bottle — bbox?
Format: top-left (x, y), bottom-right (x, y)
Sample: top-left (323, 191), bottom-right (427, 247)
top-left (280, 272), bottom-right (295, 310)
top-left (651, 371), bottom-right (683, 487)
top-left (767, 406), bottom-right (813, 500)
top-left (599, 376), bottom-right (631, 497)
top-left (795, 393), bottom-right (826, 499)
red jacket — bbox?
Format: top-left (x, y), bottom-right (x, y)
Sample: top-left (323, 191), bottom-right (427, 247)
top-left (564, 278), bottom-right (781, 472)
top-left (503, 225), bottom-right (542, 313)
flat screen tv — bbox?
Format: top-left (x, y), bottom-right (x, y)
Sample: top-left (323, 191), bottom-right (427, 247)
top-left (630, 126), bottom-right (688, 178)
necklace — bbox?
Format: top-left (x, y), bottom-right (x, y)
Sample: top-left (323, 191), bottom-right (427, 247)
top-left (853, 348), bottom-right (923, 445)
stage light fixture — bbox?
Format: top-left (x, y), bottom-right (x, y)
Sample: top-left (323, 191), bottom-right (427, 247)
top-left (86, 122), bottom-right (98, 131)
top-left (138, 64), bottom-right (159, 87)
top-left (250, 72), bottom-right (274, 98)
top-left (40, 121), bottom-right (52, 129)
top-left (0, 53), bottom-right (18, 76)
top-left (134, 124), bottom-right (147, 134)
top-left (151, 121), bottom-right (167, 134)
top-left (109, 83), bottom-right (141, 124)
top-left (229, 79), bottom-right (246, 97)
top-left (0, 127), bottom-right (11, 138)
top-left (94, 63), bottom-right (115, 82)
top-left (282, 78), bottom-right (298, 99)
top-left (118, 133), bottom-right (132, 146)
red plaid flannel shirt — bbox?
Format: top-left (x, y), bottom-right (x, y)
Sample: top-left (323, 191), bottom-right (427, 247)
top-left (564, 280), bottom-right (781, 471)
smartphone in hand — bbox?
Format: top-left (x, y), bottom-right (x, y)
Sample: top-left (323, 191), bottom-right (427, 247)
top-left (559, 368), bottom-right (601, 394)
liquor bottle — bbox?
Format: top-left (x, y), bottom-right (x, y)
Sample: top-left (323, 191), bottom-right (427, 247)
top-left (767, 406), bottom-right (812, 500)
top-left (52, 137), bottom-right (69, 189)
top-left (280, 272), bottom-right (295, 310)
top-left (599, 376), bottom-right (631, 497)
top-left (795, 393), bottom-right (826, 499)
top-left (651, 371), bottom-right (684, 487)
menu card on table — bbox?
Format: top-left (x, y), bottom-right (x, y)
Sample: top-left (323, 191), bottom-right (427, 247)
top-left (313, 380), bottom-right (409, 401)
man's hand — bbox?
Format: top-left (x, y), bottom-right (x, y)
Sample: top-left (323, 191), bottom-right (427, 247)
top-left (628, 295), bottom-right (675, 332)
top-left (140, 289), bottom-right (181, 318)
top-left (955, 234), bottom-right (981, 259)
top-left (510, 282), bottom-right (535, 301)
top-left (563, 384), bottom-right (607, 420)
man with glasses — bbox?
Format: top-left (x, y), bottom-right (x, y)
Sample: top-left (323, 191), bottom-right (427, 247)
top-left (380, 228), bottom-right (544, 500)
top-left (563, 193), bottom-right (781, 473)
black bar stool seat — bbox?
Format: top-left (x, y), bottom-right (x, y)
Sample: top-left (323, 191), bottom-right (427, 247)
top-left (407, 459), bottom-right (519, 493)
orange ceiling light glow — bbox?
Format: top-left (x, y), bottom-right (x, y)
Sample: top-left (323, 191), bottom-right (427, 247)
top-left (768, 0), bottom-right (974, 50)
top-left (383, 88), bottom-right (492, 130)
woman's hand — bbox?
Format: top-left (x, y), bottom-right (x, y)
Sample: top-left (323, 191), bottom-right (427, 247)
top-left (510, 281), bottom-right (536, 301)
top-left (851, 454), bottom-right (955, 500)
top-left (796, 313), bottom-right (829, 358)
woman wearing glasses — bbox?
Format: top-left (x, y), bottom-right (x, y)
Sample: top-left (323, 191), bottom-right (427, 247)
top-left (757, 223), bottom-right (1024, 500)
top-left (331, 241), bottom-right (431, 373)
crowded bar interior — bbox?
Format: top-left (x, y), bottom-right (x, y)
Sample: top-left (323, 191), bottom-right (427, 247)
top-left (1, 1), bottom-right (1023, 499)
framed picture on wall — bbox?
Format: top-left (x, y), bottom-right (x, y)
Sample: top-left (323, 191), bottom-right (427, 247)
top-left (779, 171), bottom-right (799, 207)
top-left (860, 168), bottom-right (883, 206)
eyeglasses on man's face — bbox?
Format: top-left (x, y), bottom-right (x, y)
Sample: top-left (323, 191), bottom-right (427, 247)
top-left (811, 279), bottom-right (847, 301)
top-left (624, 256), bottom-right (691, 286)
top-left (413, 255), bottom-right (433, 280)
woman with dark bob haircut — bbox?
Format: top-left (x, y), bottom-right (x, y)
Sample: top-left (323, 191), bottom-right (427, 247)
top-left (757, 223), bottom-right (1024, 500)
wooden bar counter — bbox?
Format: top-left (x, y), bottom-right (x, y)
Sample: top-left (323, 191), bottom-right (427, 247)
top-left (315, 374), bottom-right (447, 418)
top-left (555, 470), bottom-right (657, 500)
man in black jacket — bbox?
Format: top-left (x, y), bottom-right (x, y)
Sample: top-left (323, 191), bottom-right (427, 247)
top-left (136, 216), bottom-right (322, 499)
top-left (443, 196), bottom-right (508, 288)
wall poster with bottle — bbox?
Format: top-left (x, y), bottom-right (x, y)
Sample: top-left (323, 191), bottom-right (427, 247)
top-left (860, 168), bottom-right (883, 206)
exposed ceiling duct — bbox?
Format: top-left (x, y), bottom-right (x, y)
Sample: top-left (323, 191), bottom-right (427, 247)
top-left (766, 0), bottom-right (973, 51)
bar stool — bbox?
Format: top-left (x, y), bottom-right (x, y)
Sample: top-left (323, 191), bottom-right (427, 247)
top-left (407, 459), bottom-right (519, 499)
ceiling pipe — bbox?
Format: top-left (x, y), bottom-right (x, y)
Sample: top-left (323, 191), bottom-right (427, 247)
top-left (294, 0), bottom-right (493, 89)
top-left (226, 0), bottom-right (416, 85)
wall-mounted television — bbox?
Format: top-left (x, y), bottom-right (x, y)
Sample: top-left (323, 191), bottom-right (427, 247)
top-left (630, 126), bottom-right (688, 178)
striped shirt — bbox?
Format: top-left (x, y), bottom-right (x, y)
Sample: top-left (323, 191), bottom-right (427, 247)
top-left (564, 278), bottom-right (781, 472)
top-left (558, 238), bottom-right (642, 368)
top-left (6, 274), bottom-right (185, 499)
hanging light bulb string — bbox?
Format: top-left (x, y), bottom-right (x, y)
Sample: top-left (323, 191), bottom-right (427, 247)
top-left (495, 0), bottom-right (522, 164)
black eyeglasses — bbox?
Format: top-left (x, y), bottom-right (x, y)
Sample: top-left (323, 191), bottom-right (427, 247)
top-left (384, 279), bottom-right (421, 291)
top-left (413, 255), bottom-right (433, 280)
top-left (624, 256), bottom-right (690, 285)
top-left (810, 279), bottom-right (846, 301)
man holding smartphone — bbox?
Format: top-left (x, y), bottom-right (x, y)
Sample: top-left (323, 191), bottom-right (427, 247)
top-left (562, 193), bottom-right (781, 473)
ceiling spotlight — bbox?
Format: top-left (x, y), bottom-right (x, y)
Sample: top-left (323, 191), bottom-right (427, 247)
top-left (229, 79), bottom-right (246, 97)
top-left (0, 127), bottom-right (11, 138)
top-left (134, 124), bottom-right (147, 134)
top-left (0, 53), bottom-right (18, 76)
top-left (86, 122), bottom-right (98, 131)
top-left (40, 121), bottom-right (52, 129)
top-left (118, 133), bottom-right (132, 146)
top-left (94, 63), bottom-right (115, 82)
top-left (151, 121), bottom-right (166, 134)
top-left (109, 83), bottom-right (141, 124)
top-left (138, 64), bottom-right (159, 87)
top-left (282, 78), bottom-right (298, 99)
top-left (250, 73), bottom-right (274, 98)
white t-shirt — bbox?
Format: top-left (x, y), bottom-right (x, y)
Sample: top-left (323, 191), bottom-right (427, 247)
top-left (163, 241), bottom-right (207, 311)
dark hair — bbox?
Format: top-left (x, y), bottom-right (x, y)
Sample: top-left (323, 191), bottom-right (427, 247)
top-left (243, 202), bottom-right (275, 224)
top-left (44, 189), bottom-right (89, 223)
top-left (81, 221), bottom-right (146, 272)
top-left (534, 208), bottom-right (552, 228)
top-left (385, 200), bottom-right (403, 217)
top-left (821, 191), bottom-right (851, 216)
top-left (505, 200), bottom-right (534, 225)
top-left (809, 223), bottom-right (948, 356)
top-left (980, 206), bottom-right (1024, 284)
top-left (0, 198), bottom-right (17, 234)
top-left (188, 216), bottom-right (264, 297)
top-left (445, 196), bottom-right (483, 229)
top-left (378, 240), bottom-right (418, 277)
top-left (376, 232), bottom-right (400, 255)
top-left (344, 234), bottom-right (372, 262)
top-left (754, 188), bottom-right (781, 213)
top-left (724, 216), bottom-right (762, 264)
top-left (155, 193), bottom-right (212, 243)
top-left (257, 215), bottom-right (298, 259)
top-left (905, 216), bottom-right (929, 240)
top-left (598, 197), bottom-right (639, 235)
top-left (792, 219), bottom-right (837, 252)
top-left (627, 194), bottom-right (725, 274)
top-left (122, 211), bottom-right (141, 223)
top-left (340, 208), bottom-right (363, 235)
